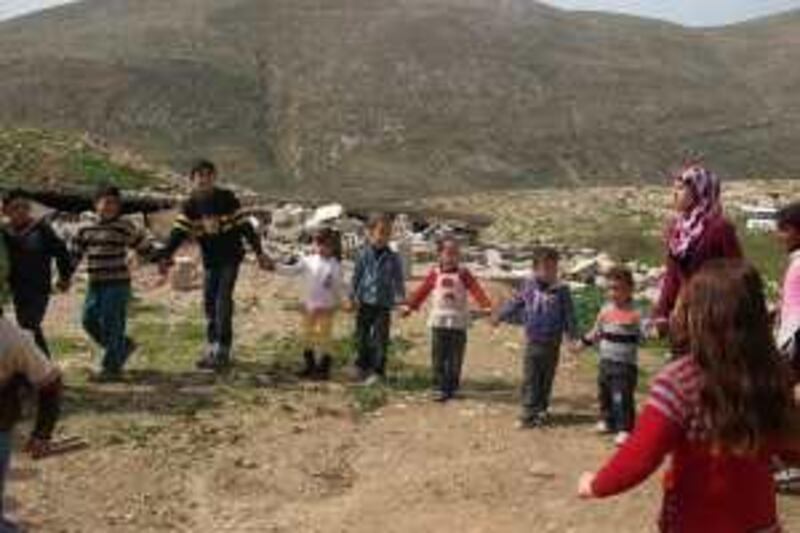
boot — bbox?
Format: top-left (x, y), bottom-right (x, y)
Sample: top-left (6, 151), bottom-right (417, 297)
top-left (298, 349), bottom-right (317, 378)
top-left (315, 354), bottom-right (333, 381)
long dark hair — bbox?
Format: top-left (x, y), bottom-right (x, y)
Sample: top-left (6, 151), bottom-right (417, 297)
top-left (677, 259), bottom-right (794, 450)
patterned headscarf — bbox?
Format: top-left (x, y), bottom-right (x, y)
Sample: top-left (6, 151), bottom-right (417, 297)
top-left (668, 164), bottom-right (722, 260)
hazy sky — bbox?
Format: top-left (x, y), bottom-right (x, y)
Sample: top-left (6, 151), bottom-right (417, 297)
top-left (1, 0), bottom-right (800, 26)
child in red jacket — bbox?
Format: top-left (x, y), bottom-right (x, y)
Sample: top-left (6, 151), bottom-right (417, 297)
top-left (403, 237), bottom-right (493, 402)
top-left (578, 260), bottom-right (800, 533)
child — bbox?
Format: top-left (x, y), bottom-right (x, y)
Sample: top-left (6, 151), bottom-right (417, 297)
top-left (578, 260), bottom-right (800, 532)
top-left (580, 266), bottom-right (643, 446)
top-left (276, 228), bottom-right (344, 380)
top-left (349, 213), bottom-right (406, 385)
top-left (72, 185), bottom-right (155, 380)
top-left (403, 236), bottom-right (493, 402)
top-left (157, 160), bottom-right (273, 371)
top-left (2, 190), bottom-right (74, 357)
top-left (773, 202), bottom-right (800, 490)
top-left (493, 247), bottom-right (579, 428)
top-left (775, 201), bottom-right (800, 380)
top-left (0, 317), bottom-right (62, 530)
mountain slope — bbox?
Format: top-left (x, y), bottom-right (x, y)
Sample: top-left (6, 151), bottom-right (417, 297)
top-left (0, 0), bottom-right (797, 199)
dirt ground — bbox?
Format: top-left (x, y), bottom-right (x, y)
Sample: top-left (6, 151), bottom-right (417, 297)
top-left (4, 264), bottom-right (800, 532)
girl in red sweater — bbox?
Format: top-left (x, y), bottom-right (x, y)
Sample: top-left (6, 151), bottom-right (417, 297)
top-left (578, 260), bottom-right (800, 533)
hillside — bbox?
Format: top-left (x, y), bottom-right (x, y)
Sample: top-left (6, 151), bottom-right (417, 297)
top-left (0, 1), bottom-right (798, 199)
top-left (0, 127), bottom-right (169, 190)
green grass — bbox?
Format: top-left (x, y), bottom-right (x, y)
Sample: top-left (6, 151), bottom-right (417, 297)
top-left (0, 127), bottom-right (164, 190)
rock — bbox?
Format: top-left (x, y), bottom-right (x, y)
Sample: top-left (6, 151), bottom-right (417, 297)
top-left (304, 203), bottom-right (344, 230)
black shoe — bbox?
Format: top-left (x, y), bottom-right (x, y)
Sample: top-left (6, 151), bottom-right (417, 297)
top-left (298, 350), bottom-right (317, 378)
top-left (89, 369), bottom-right (123, 383)
top-left (196, 356), bottom-right (216, 370)
top-left (315, 354), bottom-right (333, 381)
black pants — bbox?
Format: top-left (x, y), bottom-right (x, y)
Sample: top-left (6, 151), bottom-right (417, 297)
top-left (203, 263), bottom-right (240, 363)
top-left (13, 290), bottom-right (50, 357)
top-left (521, 340), bottom-right (562, 419)
top-left (598, 360), bottom-right (638, 432)
top-left (431, 328), bottom-right (467, 396)
top-left (355, 304), bottom-right (392, 377)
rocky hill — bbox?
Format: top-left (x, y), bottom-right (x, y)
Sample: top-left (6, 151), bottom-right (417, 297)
top-left (0, 0), bottom-right (798, 199)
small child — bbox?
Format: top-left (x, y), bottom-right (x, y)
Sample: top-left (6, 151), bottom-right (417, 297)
top-left (403, 237), bottom-right (493, 402)
top-left (2, 190), bottom-right (74, 357)
top-left (349, 213), bottom-right (406, 385)
top-left (578, 260), bottom-right (800, 532)
top-left (277, 228), bottom-right (344, 381)
top-left (72, 185), bottom-right (155, 381)
top-left (0, 317), bottom-right (63, 530)
top-left (493, 247), bottom-right (579, 428)
top-left (580, 266), bottom-right (644, 446)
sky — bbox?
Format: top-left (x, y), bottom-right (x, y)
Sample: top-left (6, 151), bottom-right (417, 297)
top-left (1, 0), bottom-right (800, 26)
top-left (539, 0), bottom-right (800, 26)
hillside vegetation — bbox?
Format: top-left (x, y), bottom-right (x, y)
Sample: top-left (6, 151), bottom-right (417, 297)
top-left (0, 1), bottom-right (798, 199)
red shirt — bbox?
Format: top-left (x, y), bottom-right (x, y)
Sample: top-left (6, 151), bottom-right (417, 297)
top-left (654, 216), bottom-right (742, 321)
top-left (592, 357), bottom-right (799, 533)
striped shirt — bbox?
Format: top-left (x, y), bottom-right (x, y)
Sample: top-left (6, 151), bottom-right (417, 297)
top-left (72, 216), bottom-right (152, 285)
top-left (590, 303), bottom-right (643, 366)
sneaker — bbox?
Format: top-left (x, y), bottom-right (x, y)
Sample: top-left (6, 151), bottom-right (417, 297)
top-left (614, 432), bottom-right (630, 447)
top-left (431, 390), bottom-right (449, 403)
top-left (516, 414), bottom-right (544, 430)
top-left (89, 369), bottom-right (123, 383)
top-left (196, 356), bottom-right (216, 370)
top-left (594, 421), bottom-right (611, 434)
top-left (362, 374), bottom-right (382, 387)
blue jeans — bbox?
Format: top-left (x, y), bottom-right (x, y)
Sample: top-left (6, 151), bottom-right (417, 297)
top-left (203, 264), bottom-right (240, 363)
top-left (82, 283), bottom-right (132, 373)
top-left (0, 431), bottom-right (10, 521)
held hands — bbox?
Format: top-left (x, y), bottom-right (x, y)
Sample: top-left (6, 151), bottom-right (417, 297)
top-left (342, 299), bottom-right (357, 313)
top-left (257, 253), bottom-right (275, 272)
top-left (55, 278), bottom-right (71, 293)
top-left (25, 436), bottom-right (51, 460)
top-left (577, 472), bottom-right (597, 499)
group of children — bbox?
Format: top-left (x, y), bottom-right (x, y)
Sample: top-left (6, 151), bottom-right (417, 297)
top-left (1, 159), bottom-right (800, 531)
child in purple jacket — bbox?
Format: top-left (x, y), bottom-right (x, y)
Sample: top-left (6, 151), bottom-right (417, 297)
top-left (493, 247), bottom-right (579, 428)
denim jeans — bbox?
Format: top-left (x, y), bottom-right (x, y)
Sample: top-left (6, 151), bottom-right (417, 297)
top-left (203, 263), bottom-right (240, 363)
top-left (82, 283), bottom-right (132, 373)
top-left (431, 328), bottom-right (467, 396)
top-left (355, 304), bottom-right (392, 377)
top-left (598, 360), bottom-right (638, 432)
top-left (521, 340), bottom-right (562, 420)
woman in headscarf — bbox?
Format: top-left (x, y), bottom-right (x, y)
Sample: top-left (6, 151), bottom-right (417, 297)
top-left (652, 163), bottom-right (743, 335)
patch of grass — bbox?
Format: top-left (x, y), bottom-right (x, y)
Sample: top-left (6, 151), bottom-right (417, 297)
top-left (350, 385), bottom-right (389, 413)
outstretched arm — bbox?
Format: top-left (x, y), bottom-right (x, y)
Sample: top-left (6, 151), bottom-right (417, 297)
top-left (407, 269), bottom-right (437, 312)
top-left (586, 405), bottom-right (681, 497)
top-left (462, 270), bottom-right (493, 310)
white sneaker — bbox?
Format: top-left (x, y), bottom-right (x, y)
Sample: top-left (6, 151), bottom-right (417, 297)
top-left (594, 421), bottom-right (611, 434)
top-left (614, 432), bottom-right (630, 447)
top-left (362, 374), bottom-right (382, 387)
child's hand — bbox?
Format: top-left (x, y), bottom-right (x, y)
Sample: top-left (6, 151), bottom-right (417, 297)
top-left (569, 340), bottom-right (585, 355)
top-left (343, 300), bottom-right (357, 313)
top-left (55, 278), bottom-right (71, 293)
top-left (25, 437), bottom-right (51, 459)
top-left (400, 306), bottom-right (412, 319)
top-left (257, 253), bottom-right (275, 271)
top-left (577, 472), bottom-right (597, 499)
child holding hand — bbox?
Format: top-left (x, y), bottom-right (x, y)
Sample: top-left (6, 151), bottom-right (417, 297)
top-left (579, 266), bottom-right (646, 446)
top-left (276, 228), bottom-right (344, 380)
top-left (493, 247), bottom-right (579, 428)
top-left (403, 237), bottom-right (493, 402)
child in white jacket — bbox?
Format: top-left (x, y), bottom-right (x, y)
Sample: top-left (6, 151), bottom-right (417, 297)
top-left (277, 228), bottom-right (344, 380)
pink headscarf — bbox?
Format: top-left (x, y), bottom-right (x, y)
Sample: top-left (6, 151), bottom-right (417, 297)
top-left (668, 164), bottom-right (722, 260)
